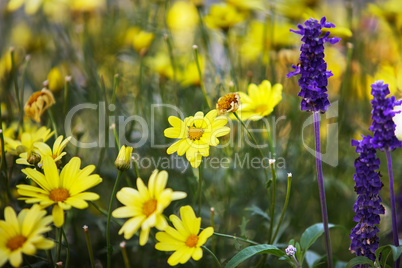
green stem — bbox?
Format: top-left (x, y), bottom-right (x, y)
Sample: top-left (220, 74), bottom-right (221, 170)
top-left (210, 208), bottom-right (216, 260)
top-left (107, 171), bottom-right (123, 268)
top-left (223, 34), bottom-right (238, 91)
top-left (272, 173), bottom-right (292, 243)
top-left (64, 77), bottom-right (71, 120)
top-left (19, 55), bottom-right (30, 132)
top-left (47, 109), bottom-right (58, 138)
top-left (111, 74), bottom-right (119, 108)
top-left (56, 227), bottom-right (63, 263)
top-left (268, 161), bottom-right (277, 244)
top-left (233, 112), bottom-right (270, 183)
top-left (212, 232), bottom-right (259, 245)
top-left (10, 49), bottom-right (22, 134)
top-left (120, 242), bottom-right (130, 268)
top-left (61, 228), bottom-right (70, 268)
top-left (90, 201), bottom-right (122, 226)
top-left (0, 105), bottom-right (10, 202)
top-left (112, 126), bottom-right (120, 149)
top-left (197, 161), bottom-right (203, 216)
top-left (193, 45), bottom-right (211, 109)
top-left (83, 226), bottom-right (95, 268)
top-left (202, 246), bottom-right (221, 268)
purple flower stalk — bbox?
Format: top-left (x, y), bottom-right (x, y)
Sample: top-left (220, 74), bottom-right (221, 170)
top-left (350, 135), bottom-right (384, 261)
top-left (287, 17), bottom-right (340, 113)
top-left (288, 17), bottom-right (340, 268)
top-left (369, 80), bottom-right (402, 266)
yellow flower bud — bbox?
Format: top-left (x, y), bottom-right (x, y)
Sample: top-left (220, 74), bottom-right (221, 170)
top-left (115, 145), bottom-right (133, 171)
top-left (24, 89), bottom-right (56, 123)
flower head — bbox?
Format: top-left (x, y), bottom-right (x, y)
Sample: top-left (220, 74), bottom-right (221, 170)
top-left (369, 80), bottom-right (402, 151)
top-left (349, 135), bottom-right (384, 260)
top-left (0, 205), bottom-right (55, 267)
top-left (287, 17), bottom-right (340, 113)
top-left (234, 80), bottom-right (282, 121)
top-left (5, 126), bottom-right (53, 156)
top-left (164, 110), bottom-right (230, 168)
top-left (285, 245), bottom-right (297, 256)
top-left (17, 156), bottom-right (102, 227)
top-left (155, 205), bottom-right (214, 266)
top-left (205, 3), bottom-right (246, 31)
top-left (216, 92), bottom-right (240, 115)
top-left (24, 88), bottom-right (55, 122)
top-left (115, 145), bottom-right (133, 171)
top-left (112, 170), bottom-right (187, 245)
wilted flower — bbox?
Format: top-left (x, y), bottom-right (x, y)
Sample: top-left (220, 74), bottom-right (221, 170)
top-left (216, 92), bottom-right (240, 115)
top-left (0, 205), bottom-right (55, 267)
top-left (115, 145), bottom-right (133, 171)
top-left (112, 170), bottom-right (187, 245)
top-left (18, 156), bottom-right (102, 227)
top-left (24, 88), bottom-right (55, 123)
top-left (164, 110), bottom-right (230, 168)
top-left (234, 80), bottom-right (282, 121)
top-left (287, 17), bottom-right (340, 113)
top-left (155, 205), bottom-right (214, 266)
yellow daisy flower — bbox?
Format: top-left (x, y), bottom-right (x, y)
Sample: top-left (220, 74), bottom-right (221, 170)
top-left (155, 205), bottom-right (214, 266)
top-left (5, 126), bottom-right (54, 156)
top-left (16, 135), bottom-right (71, 166)
top-left (112, 170), bottom-right (187, 245)
top-left (0, 205), bottom-right (54, 267)
top-left (164, 109), bottom-right (230, 168)
top-left (234, 80), bottom-right (283, 121)
top-left (17, 156), bottom-right (102, 227)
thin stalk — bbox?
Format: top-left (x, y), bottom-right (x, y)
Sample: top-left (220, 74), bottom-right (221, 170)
top-left (268, 161), bottom-right (277, 244)
top-left (197, 161), bottom-right (203, 216)
top-left (313, 112), bottom-right (333, 268)
top-left (56, 228), bottom-right (63, 263)
top-left (10, 48), bottom-right (22, 133)
top-left (0, 104), bottom-right (10, 201)
top-left (164, 34), bottom-right (177, 86)
top-left (64, 76), bottom-right (71, 120)
top-left (83, 226), bottom-right (95, 268)
top-left (19, 55), bottom-right (30, 132)
top-left (111, 74), bottom-right (119, 108)
top-left (223, 34), bottom-right (238, 91)
top-left (193, 45), bottom-right (211, 109)
top-left (202, 246), bottom-right (221, 268)
top-left (47, 109), bottom-right (58, 138)
top-left (107, 171), bottom-right (123, 268)
top-left (61, 228), bottom-right (70, 268)
top-left (212, 232), bottom-right (259, 245)
top-left (233, 112), bottom-right (270, 183)
top-left (272, 173), bottom-right (293, 242)
top-left (120, 241), bottom-right (130, 268)
top-left (90, 201), bottom-right (122, 226)
top-left (385, 150), bottom-right (400, 268)
top-left (210, 208), bottom-right (216, 260)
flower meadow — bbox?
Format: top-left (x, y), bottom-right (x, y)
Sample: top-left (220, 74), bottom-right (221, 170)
top-left (2, 0), bottom-right (402, 267)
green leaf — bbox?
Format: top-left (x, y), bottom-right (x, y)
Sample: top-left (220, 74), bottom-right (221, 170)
top-left (375, 245), bottom-right (402, 262)
top-left (300, 223), bottom-right (335, 251)
top-left (245, 205), bottom-right (270, 221)
top-left (225, 244), bottom-right (289, 268)
top-left (345, 256), bottom-right (374, 268)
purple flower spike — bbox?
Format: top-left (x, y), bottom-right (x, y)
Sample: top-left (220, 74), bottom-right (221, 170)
top-left (287, 17), bottom-right (340, 113)
top-left (350, 135), bottom-right (384, 261)
top-left (369, 80), bottom-right (402, 151)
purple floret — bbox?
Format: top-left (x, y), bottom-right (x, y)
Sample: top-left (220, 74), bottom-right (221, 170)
top-left (349, 135), bottom-right (384, 261)
top-left (369, 80), bottom-right (402, 151)
top-left (287, 17), bottom-right (340, 113)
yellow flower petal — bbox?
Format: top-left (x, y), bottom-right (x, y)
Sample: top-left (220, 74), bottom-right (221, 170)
top-left (52, 205), bottom-right (64, 227)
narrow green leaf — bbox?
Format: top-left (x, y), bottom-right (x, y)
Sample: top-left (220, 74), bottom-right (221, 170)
top-left (345, 256), bottom-right (374, 268)
top-left (375, 244), bottom-right (402, 263)
top-left (225, 245), bottom-right (289, 268)
top-left (300, 223), bottom-right (335, 251)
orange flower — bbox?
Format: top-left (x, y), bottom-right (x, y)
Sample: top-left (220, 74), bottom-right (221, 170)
top-left (24, 88), bottom-right (55, 122)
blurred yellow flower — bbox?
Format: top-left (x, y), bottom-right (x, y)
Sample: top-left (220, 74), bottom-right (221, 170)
top-left (47, 65), bottom-right (67, 92)
top-left (8, 0), bottom-right (44, 14)
top-left (368, 0), bottom-right (402, 28)
top-left (234, 80), bottom-right (282, 121)
top-left (371, 63), bottom-right (402, 97)
top-left (133, 30), bottom-right (155, 55)
top-left (70, 0), bottom-right (105, 12)
top-left (0, 205), bottom-right (54, 267)
top-left (16, 135), bottom-right (71, 166)
top-left (24, 88), bottom-right (55, 123)
top-left (164, 110), bottom-right (230, 168)
top-left (112, 170), bottom-right (187, 245)
top-left (167, 1), bottom-right (199, 32)
top-left (114, 145), bottom-right (133, 171)
top-left (155, 205), bottom-right (214, 266)
top-left (146, 52), bottom-right (174, 79)
top-left (179, 56), bottom-right (204, 87)
top-left (5, 126), bottom-right (53, 156)
top-left (18, 156), bottom-right (102, 227)
top-left (276, 0), bottom-right (319, 20)
top-left (226, 0), bottom-right (265, 11)
top-left (205, 3), bottom-right (246, 31)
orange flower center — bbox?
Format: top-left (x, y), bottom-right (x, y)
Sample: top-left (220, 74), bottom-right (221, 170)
top-left (216, 93), bottom-right (239, 114)
top-left (142, 199), bottom-right (157, 217)
top-left (188, 126), bottom-right (204, 141)
top-left (6, 235), bottom-right (27, 251)
top-left (185, 234), bottom-right (199, 248)
top-left (49, 188), bottom-right (70, 202)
